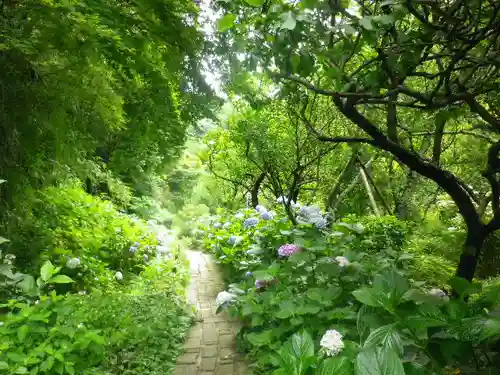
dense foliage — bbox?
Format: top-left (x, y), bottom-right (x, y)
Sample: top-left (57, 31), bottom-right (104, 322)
top-left (2, 0), bottom-right (500, 375)
top-left (192, 203), bottom-right (500, 375)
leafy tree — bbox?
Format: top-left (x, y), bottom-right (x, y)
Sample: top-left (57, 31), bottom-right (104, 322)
top-left (215, 0), bottom-right (500, 281)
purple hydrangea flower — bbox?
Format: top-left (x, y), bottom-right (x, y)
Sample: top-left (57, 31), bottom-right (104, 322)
top-left (143, 254), bottom-right (149, 262)
top-left (278, 244), bottom-right (300, 257)
top-left (134, 242), bottom-right (140, 247)
top-left (243, 217), bottom-right (259, 228)
top-left (255, 280), bottom-right (266, 289)
top-left (261, 211), bottom-right (273, 220)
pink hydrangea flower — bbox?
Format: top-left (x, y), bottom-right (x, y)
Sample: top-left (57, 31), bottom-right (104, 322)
top-left (278, 244), bottom-right (300, 257)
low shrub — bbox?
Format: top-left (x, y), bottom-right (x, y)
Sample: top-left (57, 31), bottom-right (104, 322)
top-left (4, 182), bottom-right (158, 292)
top-left (192, 203), bottom-right (500, 375)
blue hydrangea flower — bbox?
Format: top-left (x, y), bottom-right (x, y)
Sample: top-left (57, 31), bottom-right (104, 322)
top-left (143, 254), bottom-right (149, 262)
top-left (245, 271), bottom-right (253, 277)
top-left (243, 217), bottom-right (259, 228)
top-left (213, 222), bottom-right (221, 229)
top-left (223, 222), bottom-right (231, 229)
top-left (255, 205), bottom-right (266, 213)
top-left (227, 236), bottom-right (242, 245)
top-left (261, 211), bottom-right (273, 220)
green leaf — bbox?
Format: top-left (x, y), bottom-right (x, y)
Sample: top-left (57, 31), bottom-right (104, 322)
top-left (352, 287), bottom-right (381, 307)
top-left (217, 14), bottom-right (236, 32)
top-left (17, 275), bottom-right (37, 295)
top-left (40, 261), bottom-right (55, 282)
top-left (243, 0), bottom-right (265, 6)
top-left (291, 331), bottom-right (314, 359)
top-left (253, 270), bottom-right (274, 281)
top-left (281, 11), bottom-right (296, 30)
top-left (247, 330), bottom-right (273, 346)
top-left (0, 236), bottom-right (9, 244)
top-left (355, 347), bottom-right (405, 375)
top-left (359, 17), bottom-right (373, 30)
top-left (65, 364), bottom-right (75, 375)
top-left (318, 357), bottom-right (353, 375)
top-left (17, 325), bottom-right (29, 342)
top-left (0, 362), bottom-right (8, 370)
top-left (46, 275), bottom-right (74, 284)
top-left (15, 367), bottom-right (28, 374)
top-left (7, 352), bottom-right (25, 363)
top-left (363, 324), bottom-right (403, 356)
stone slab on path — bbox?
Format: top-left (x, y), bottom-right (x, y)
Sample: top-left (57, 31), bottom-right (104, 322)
top-left (173, 251), bottom-right (248, 375)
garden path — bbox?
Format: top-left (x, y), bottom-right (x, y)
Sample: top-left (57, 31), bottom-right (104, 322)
top-left (173, 250), bottom-right (248, 375)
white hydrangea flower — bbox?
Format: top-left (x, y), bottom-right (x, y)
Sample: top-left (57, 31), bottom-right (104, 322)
top-left (334, 256), bottom-right (350, 267)
top-left (428, 288), bottom-right (449, 302)
top-left (447, 227), bottom-right (457, 232)
top-left (235, 212), bottom-right (245, 220)
top-left (320, 329), bottom-right (344, 356)
top-left (115, 271), bottom-right (123, 281)
top-left (0, 321), bottom-right (4, 327)
top-left (66, 257), bottom-right (81, 269)
top-left (3, 254), bottom-right (16, 265)
top-left (215, 291), bottom-right (237, 308)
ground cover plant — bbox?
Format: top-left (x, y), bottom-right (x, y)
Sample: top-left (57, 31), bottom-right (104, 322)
top-left (192, 202), bottom-right (500, 375)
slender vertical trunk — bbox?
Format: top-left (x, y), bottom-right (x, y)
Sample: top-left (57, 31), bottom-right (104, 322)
top-left (359, 166), bottom-right (381, 217)
top-left (455, 226), bottom-right (486, 282)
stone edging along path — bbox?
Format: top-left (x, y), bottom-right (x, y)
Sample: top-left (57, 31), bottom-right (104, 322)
top-left (173, 250), bottom-right (248, 375)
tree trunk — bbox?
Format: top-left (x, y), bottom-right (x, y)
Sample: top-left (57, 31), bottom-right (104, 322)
top-left (251, 172), bottom-right (266, 207)
top-left (455, 226), bottom-right (487, 282)
top-left (359, 165), bottom-right (381, 217)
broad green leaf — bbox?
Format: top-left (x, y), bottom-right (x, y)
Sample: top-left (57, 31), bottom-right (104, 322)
top-left (318, 357), bottom-right (353, 375)
top-left (15, 367), bottom-right (28, 374)
top-left (247, 330), bottom-right (273, 346)
top-left (363, 324), bottom-right (403, 356)
top-left (359, 17), bottom-right (373, 30)
top-left (217, 14), bottom-right (236, 32)
top-left (17, 325), bottom-right (29, 342)
top-left (40, 261), bottom-right (55, 282)
top-left (0, 362), bottom-right (8, 370)
top-left (46, 275), bottom-right (74, 284)
top-left (281, 11), bottom-right (296, 30)
top-left (352, 287), bottom-right (381, 307)
top-left (291, 331), bottom-right (314, 359)
top-left (243, 0), bottom-right (265, 6)
top-left (7, 352), bottom-right (25, 363)
top-left (17, 275), bottom-right (36, 295)
top-left (65, 365), bottom-right (75, 375)
top-left (355, 347), bottom-right (405, 375)
top-left (336, 222), bottom-right (364, 234)
top-left (252, 270), bottom-right (274, 281)
top-left (276, 300), bottom-right (295, 319)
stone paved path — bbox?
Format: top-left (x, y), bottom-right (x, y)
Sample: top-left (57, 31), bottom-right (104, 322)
top-left (173, 251), bottom-right (248, 375)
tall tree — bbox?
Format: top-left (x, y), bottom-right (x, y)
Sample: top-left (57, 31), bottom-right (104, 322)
top-left (215, 0), bottom-right (500, 281)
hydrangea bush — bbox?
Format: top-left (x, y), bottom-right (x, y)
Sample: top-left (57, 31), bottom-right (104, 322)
top-left (190, 202), bottom-right (500, 375)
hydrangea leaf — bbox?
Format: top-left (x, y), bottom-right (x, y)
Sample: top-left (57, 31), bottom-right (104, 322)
top-left (216, 14), bottom-right (237, 32)
top-left (319, 357), bottom-right (353, 375)
top-left (280, 11), bottom-right (296, 30)
top-left (244, 0), bottom-right (265, 6)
